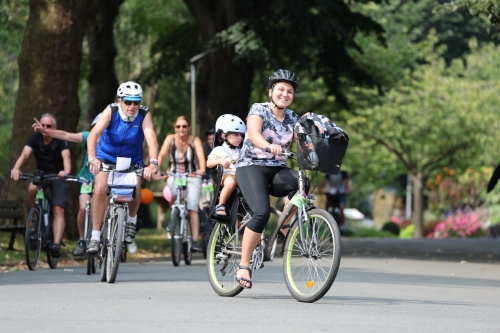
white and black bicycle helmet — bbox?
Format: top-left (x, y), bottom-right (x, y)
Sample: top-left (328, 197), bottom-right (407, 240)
top-left (117, 81), bottom-right (143, 101)
top-left (215, 114), bottom-right (246, 135)
top-left (91, 112), bottom-right (103, 127)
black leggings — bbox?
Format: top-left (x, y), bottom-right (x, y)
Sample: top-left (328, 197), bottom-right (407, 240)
top-left (236, 165), bottom-right (299, 233)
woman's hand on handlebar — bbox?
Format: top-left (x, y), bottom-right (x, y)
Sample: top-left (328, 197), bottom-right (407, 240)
top-left (88, 158), bottom-right (101, 176)
top-left (266, 144), bottom-right (282, 155)
top-left (195, 169), bottom-right (205, 177)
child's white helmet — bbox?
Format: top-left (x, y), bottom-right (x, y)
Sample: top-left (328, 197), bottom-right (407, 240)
top-left (215, 114), bottom-right (246, 134)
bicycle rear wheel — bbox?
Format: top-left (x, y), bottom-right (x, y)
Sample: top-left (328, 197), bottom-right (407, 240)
top-left (24, 206), bottom-right (42, 271)
top-left (201, 206), bottom-right (211, 259)
top-left (106, 206), bottom-right (125, 283)
top-left (283, 208), bottom-right (341, 303)
top-left (120, 245), bottom-right (127, 262)
top-left (207, 221), bottom-right (244, 297)
top-left (183, 217), bottom-right (192, 265)
top-left (170, 208), bottom-right (181, 267)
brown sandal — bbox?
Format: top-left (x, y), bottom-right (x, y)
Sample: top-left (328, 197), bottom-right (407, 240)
top-left (235, 265), bottom-right (253, 289)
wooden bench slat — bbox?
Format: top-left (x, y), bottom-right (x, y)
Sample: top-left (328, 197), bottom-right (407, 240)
top-left (0, 225), bottom-right (25, 230)
top-left (0, 211), bottom-right (24, 219)
top-left (0, 200), bottom-right (21, 208)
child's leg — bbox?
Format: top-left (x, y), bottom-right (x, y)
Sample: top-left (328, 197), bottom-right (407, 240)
top-left (219, 176), bottom-right (236, 205)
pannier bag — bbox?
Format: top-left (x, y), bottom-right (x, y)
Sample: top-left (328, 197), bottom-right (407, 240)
top-left (294, 112), bottom-right (349, 174)
top-left (107, 171), bottom-right (137, 202)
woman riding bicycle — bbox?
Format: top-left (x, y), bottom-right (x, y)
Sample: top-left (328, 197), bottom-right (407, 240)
top-left (158, 116), bottom-right (206, 252)
top-left (235, 69), bottom-right (301, 289)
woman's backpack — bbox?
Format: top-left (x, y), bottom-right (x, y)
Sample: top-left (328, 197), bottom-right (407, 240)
top-left (294, 112), bottom-right (349, 174)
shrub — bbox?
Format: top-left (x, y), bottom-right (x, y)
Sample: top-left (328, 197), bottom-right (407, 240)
top-left (433, 211), bottom-right (482, 238)
top-left (381, 221), bottom-right (400, 236)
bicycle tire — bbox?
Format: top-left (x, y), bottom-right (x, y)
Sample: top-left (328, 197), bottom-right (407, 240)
top-left (106, 206), bottom-right (125, 283)
top-left (201, 230), bottom-right (210, 259)
top-left (86, 209), bottom-right (93, 275)
top-left (120, 245), bottom-right (127, 263)
top-left (201, 206), bottom-right (211, 259)
top-left (170, 208), bottom-right (182, 267)
top-left (46, 215), bottom-right (59, 269)
top-left (207, 222), bottom-right (244, 297)
top-left (24, 206), bottom-right (42, 271)
top-left (183, 217), bottom-right (192, 265)
top-left (87, 255), bottom-right (93, 275)
top-left (100, 207), bottom-right (109, 282)
top-left (283, 208), bottom-right (341, 303)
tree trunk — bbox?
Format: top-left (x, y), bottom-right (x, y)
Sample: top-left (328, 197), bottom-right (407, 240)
top-left (2, 0), bottom-right (89, 239)
top-left (183, 0), bottom-right (261, 134)
top-left (411, 172), bottom-right (425, 238)
top-left (85, 0), bottom-right (123, 127)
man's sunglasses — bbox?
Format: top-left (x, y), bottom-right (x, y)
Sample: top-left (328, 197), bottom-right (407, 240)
top-left (175, 125), bottom-right (188, 129)
top-left (41, 124), bottom-right (53, 128)
top-left (123, 100), bottom-right (141, 106)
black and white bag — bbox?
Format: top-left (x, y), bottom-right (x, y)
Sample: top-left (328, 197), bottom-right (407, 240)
top-left (294, 112), bottom-right (349, 174)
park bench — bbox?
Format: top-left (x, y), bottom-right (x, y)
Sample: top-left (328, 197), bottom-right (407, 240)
top-left (0, 200), bottom-right (26, 250)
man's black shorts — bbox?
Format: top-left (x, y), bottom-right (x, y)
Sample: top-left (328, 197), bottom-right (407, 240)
top-left (49, 179), bottom-right (70, 208)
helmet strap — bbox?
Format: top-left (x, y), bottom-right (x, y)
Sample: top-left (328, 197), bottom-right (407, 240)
top-left (269, 87), bottom-right (285, 110)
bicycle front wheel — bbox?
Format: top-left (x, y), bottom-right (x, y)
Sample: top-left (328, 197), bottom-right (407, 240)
top-left (207, 222), bottom-right (244, 297)
top-left (24, 206), bottom-right (42, 271)
top-left (283, 208), bottom-right (341, 303)
top-left (106, 206), bottom-right (125, 283)
top-left (183, 216), bottom-right (193, 265)
top-left (46, 215), bottom-right (59, 269)
top-left (170, 208), bottom-right (182, 267)
top-left (99, 208), bottom-right (109, 282)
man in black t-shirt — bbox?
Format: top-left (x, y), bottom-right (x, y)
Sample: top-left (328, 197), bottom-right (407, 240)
top-left (11, 113), bottom-right (71, 258)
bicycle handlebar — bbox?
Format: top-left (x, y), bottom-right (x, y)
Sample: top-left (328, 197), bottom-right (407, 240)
top-left (160, 172), bottom-right (201, 179)
top-left (263, 147), bottom-right (296, 158)
top-left (19, 173), bottom-right (89, 183)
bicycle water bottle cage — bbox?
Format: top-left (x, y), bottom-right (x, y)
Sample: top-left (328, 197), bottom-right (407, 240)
top-left (107, 171), bottom-right (137, 202)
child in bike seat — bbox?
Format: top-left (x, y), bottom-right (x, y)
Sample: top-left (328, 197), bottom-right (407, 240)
top-left (207, 114), bottom-right (246, 217)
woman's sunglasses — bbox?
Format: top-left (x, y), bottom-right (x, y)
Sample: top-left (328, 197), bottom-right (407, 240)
top-left (175, 125), bottom-right (188, 129)
top-left (123, 100), bottom-right (141, 106)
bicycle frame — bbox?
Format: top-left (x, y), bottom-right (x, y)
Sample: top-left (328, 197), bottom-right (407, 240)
top-left (169, 173), bottom-right (191, 243)
top-left (219, 165), bottom-right (315, 270)
top-left (34, 187), bottom-right (52, 247)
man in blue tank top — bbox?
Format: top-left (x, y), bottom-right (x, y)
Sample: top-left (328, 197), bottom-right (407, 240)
top-left (86, 81), bottom-right (160, 255)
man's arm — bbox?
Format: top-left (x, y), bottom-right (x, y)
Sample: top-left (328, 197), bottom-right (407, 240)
top-left (142, 112), bottom-right (160, 180)
top-left (88, 107), bottom-right (111, 160)
top-left (59, 149), bottom-right (71, 177)
top-left (32, 118), bottom-right (83, 143)
top-left (142, 112), bottom-right (159, 160)
top-left (10, 146), bottom-right (33, 180)
top-left (87, 107), bottom-right (112, 175)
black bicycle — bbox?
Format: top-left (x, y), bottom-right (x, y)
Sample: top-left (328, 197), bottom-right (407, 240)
top-left (206, 151), bottom-right (342, 303)
top-left (20, 172), bottom-right (83, 270)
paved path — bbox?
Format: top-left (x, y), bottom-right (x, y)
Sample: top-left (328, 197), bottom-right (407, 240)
top-left (1, 239), bottom-right (498, 332)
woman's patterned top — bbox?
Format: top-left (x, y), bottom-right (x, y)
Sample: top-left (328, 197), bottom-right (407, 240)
top-left (238, 102), bottom-right (299, 168)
